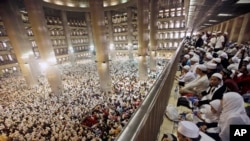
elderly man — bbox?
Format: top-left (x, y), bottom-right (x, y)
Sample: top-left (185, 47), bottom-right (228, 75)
top-left (177, 121), bottom-right (215, 141)
top-left (179, 64), bottom-right (209, 96)
top-left (176, 65), bottom-right (196, 87)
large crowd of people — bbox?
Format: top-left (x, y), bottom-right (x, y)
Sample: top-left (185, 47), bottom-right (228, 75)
top-left (0, 58), bottom-right (164, 141)
top-left (174, 31), bottom-right (250, 141)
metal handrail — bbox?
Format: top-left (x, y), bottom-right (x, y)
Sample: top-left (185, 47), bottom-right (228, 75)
top-left (116, 39), bottom-right (185, 141)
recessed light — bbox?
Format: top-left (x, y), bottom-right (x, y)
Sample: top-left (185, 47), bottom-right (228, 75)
top-left (218, 13), bottom-right (233, 16)
top-left (236, 0), bottom-right (250, 4)
top-left (204, 23), bottom-right (212, 25)
top-left (209, 20), bottom-right (218, 22)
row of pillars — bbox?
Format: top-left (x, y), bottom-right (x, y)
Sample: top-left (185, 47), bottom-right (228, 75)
top-left (201, 12), bottom-right (250, 44)
top-left (0, 0), bottom-right (160, 93)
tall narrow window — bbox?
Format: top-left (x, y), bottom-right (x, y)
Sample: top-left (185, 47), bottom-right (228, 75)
top-left (169, 21), bottom-right (174, 28)
top-left (175, 32), bottom-right (179, 39)
top-left (8, 54), bottom-right (13, 61)
top-left (175, 21), bottom-right (180, 28)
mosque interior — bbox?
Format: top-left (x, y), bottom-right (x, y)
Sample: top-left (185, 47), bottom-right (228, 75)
top-left (0, 0), bottom-right (250, 141)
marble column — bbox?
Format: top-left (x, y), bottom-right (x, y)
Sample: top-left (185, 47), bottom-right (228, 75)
top-left (89, 0), bottom-right (112, 92)
top-left (224, 20), bottom-right (229, 34)
top-left (0, 0), bottom-right (38, 86)
top-left (137, 0), bottom-right (149, 81)
top-left (149, 0), bottom-right (159, 71)
top-left (106, 11), bottom-right (115, 59)
top-left (85, 13), bottom-right (95, 60)
top-left (237, 13), bottom-right (250, 44)
top-left (24, 0), bottom-right (62, 95)
top-left (127, 8), bottom-right (134, 60)
top-left (230, 16), bottom-right (244, 42)
top-left (61, 10), bottom-right (75, 65)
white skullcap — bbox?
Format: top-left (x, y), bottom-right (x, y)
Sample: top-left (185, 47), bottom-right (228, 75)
top-left (220, 52), bottom-right (228, 59)
top-left (213, 58), bottom-right (221, 63)
top-left (189, 51), bottom-right (195, 56)
top-left (227, 64), bottom-right (238, 71)
top-left (224, 32), bottom-right (228, 35)
top-left (178, 121), bottom-right (200, 138)
top-left (197, 64), bottom-right (207, 71)
top-left (217, 31), bottom-right (222, 34)
top-left (198, 47), bottom-right (206, 52)
top-left (184, 54), bottom-right (190, 59)
top-left (247, 64), bottom-right (250, 73)
top-left (183, 65), bottom-right (190, 71)
top-left (206, 62), bottom-right (217, 69)
top-left (217, 50), bottom-right (223, 56)
top-left (212, 33), bottom-right (216, 35)
top-left (209, 99), bottom-right (222, 112)
top-left (231, 57), bottom-right (239, 63)
top-left (243, 57), bottom-right (249, 62)
top-left (206, 53), bottom-right (213, 60)
top-left (190, 56), bottom-right (199, 62)
top-left (212, 73), bottom-right (222, 80)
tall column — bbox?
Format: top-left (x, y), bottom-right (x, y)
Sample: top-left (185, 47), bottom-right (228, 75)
top-left (89, 0), bottom-right (112, 92)
top-left (107, 11), bottom-right (115, 59)
top-left (0, 0), bottom-right (38, 86)
top-left (127, 8), bottom-right (134, 60)
top-left (61, 10), bottom-right (75, 65)
top-left (221, 22), bottom-right (226, 32)
top-left (219, 23), bottom-right (223, 31)
top-left (224, 20), bottom-right (229, 34)
top-left (230, 16), bottom-right (244, 42)
top-left (85, 13), bottom-right (95, 60)
top-left (137, 0), bottom-right (149, 80)
top-left (149, 0), bottom-right (159, 71)
top-left (237, 13), bottom-right (250, 44)
top-left (24, 0), bottom-right (62, 95)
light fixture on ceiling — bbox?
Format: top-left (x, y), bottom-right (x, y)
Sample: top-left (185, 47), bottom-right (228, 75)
top-left (54, 1), bottom-right (64, 6)
top-left (204, 23), bottom-right (212, 25)
top-left (218, 13), bottom-right (233, 16)
top-left (236, 0), bottom-right (250, 4)
top-left (209, 20), bottom-right (218, 22)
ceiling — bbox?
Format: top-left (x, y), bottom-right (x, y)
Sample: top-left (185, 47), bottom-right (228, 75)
top-left (17, 0), bottom-right (250, 33)
top-left (185, 0), bottom-right (250, 32)
top-left (42, 0), bottom-right (132, 8)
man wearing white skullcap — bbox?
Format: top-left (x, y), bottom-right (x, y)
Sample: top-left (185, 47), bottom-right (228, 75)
top-left (215, 31), bottom-right (224, 52)
top-left (212, 58), bottom-right (224, 72)
top-left (208, 33), bottom-right (216, 48)
top-left (189, 56), bottom-right (200, 75)
top-left (219, 52), bottom-right (230, 68)
top-left (204, 53), bottom-right (213, 63)
top-left (194, 73), bottom-right (226, 108)
top-left (176, 65), bottom-right (196, 86)
top-left (179, 64), bottom-right (209, 96)
top-left (227, 56), bottom-right (239, 71)
top-left (206, 62), bottom-right (217, 78)
top-left (177, 121), bottom-right (215, 141)
top-left (181, 54), bottom-right (191, 67)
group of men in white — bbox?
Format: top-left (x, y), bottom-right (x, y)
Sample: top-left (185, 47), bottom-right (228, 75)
top-left (173, 31), bottom-right (250, 141)
top-left (0, 58), bottom-right (162, 141)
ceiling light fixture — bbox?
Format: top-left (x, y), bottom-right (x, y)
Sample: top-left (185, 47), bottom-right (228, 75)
top-left (218, 13), bottom-right (233, 16)
top-left (209, 20), bottom-right (218, 22)
top-left (204, 23), bottom-right (212, 25)
top-left (236, 0), bottom-right (250, 4)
